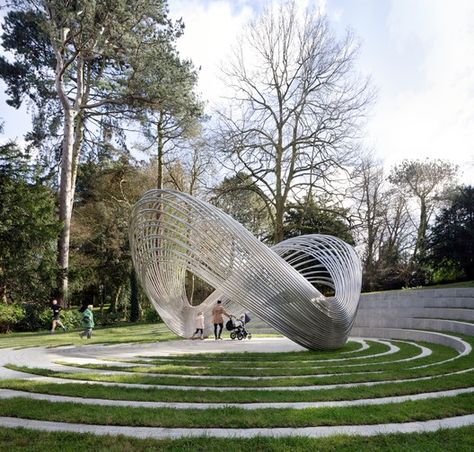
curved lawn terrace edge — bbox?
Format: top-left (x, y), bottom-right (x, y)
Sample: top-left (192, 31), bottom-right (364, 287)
top-left (0, 287), bottom-right (472, 440)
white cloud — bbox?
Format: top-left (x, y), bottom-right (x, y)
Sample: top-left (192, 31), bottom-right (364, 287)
top-left (169, 1), bottom-right (254, 106)
top-left (368, 0), bottom-right (474, 183)
top-left (3, 0), bottom-right (472, 185)
top-left (169, 0), bottom-right (330, 109)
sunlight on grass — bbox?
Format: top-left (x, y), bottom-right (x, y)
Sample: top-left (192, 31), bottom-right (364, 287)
top-left (0, 323), bottom-right (179, 349)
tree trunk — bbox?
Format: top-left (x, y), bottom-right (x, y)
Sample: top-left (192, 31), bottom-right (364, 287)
top-left (57, 109), bottom-right (76, 304)
top-left (274, 200), bottom-right (285, 243)
top-left (157, 112), bottom-right (164, 190)
top-left (109, 285), bottom-right (122, 313)
top-left (70, 113), bottom-right (85, 200)
top-left (130, 268), bottom-right (140, 322)
top-left (415, 199), bottom-right (428, 261)
top-left (0, 284), bottom-right (7, 304)
top-left (273, 134), bottom-right (284, 243)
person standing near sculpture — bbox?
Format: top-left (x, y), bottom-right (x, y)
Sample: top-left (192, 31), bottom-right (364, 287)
top-left (191, 311), bottom-right (205, 340)
top-left (79, 304), bottom-right (94, 339)
top-left (212, 300), bottom-right (230, 340)
top-left (50, 299), bottom-right (66, 333)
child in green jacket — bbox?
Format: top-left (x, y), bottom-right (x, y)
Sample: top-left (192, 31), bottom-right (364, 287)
top-left (80, 305), bottom-right (94, 339)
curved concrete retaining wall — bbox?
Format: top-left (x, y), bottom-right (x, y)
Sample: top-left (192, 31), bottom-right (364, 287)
top-left (249, 288), bottom-right (473, 351)
top-left (352, 288), bottom-right (474, 350)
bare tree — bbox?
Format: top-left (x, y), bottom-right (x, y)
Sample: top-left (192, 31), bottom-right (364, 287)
top-left (389, 158), bottom-right (458, 262)
top-left (351, 155), bottom-right (416, 290)
top-left (166, 138), bottom-right (214, 196)
top-left (351, 156), bottom-right (386, 290)
top-left (216, 0), bottom-right (373, 243)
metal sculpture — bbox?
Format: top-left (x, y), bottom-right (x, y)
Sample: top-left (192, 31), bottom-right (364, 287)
top-left (129, 189), bottom-right (362, 350)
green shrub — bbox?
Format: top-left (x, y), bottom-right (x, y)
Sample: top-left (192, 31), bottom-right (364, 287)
top-left (29, 307), bottom-right (82, 330)
top-left (15, 303), bottom-right (47, 331)
top-left (58, 309), bottom-right (82, 330)
top-left (93, 310), bottom-right (126, 326)
top-left (0, 304), bottom-right (25, 333)
top-left (143, 307), bottom-right (161, 323)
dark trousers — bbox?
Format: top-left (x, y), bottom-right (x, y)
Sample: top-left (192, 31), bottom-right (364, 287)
top-left (214, 323), bottom-right (223, 338)
top-left (80, 328), bottom-right (92, 339)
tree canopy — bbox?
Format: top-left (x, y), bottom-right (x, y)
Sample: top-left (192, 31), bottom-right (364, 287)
top-left (389, 158), bottom-right (458, 262)
top-left (427, 186), bottom-right (474, 281)
top-left (283, 200), bottom-right (354, 245)
top-left (0, 142), bottom-right (60, 304)
top-left (216, 0), bottom-right (373, 242)
top-left (0, 0), bottom-right (201, 301)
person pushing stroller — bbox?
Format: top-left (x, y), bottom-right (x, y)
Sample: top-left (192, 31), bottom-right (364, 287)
top-left (212, 300), bottom-right (230, 340)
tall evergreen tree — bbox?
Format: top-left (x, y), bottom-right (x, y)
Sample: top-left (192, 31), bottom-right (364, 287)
top-left (283, 199), bottom-right (354, 244)
top-left (1, 1), bottom-right (199, 302)
top-left (71, 156), bottom-right (155, 309)
top-left (0, 142), bottom-right (59, 304)
top-left (427, 186), bottom-right (474, 281)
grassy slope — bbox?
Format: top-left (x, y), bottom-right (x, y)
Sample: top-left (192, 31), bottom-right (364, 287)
top-left (0, 323), bottom-right (179, 349)
top-left (0, 281), bottom-right (472, 447)
top-left (0, 322), bottom-right (282, 349)
top-left (2, 367), bottom-right (473, 403)
top-left (363, 280), bottom-right (474, 294)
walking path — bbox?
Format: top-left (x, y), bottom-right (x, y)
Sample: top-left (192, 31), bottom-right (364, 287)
top-left (0, 415), bottom-right (472, 439)
top-left (1, 386), bottom-right (473, 410)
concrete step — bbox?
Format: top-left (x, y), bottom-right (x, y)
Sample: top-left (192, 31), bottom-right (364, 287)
top-left (354, 308), bottom-right (474, 321)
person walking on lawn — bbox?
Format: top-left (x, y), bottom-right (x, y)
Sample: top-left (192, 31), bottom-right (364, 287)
top-left (50, 299), bottom-right (67, 333)
top-left (79, 304), bottom-right (94, 339)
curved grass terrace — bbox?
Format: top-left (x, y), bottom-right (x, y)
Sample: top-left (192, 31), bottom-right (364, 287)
top-left (0, 289), bottom-right (473, 449)
top-left (0, 425), bottom-right (472, 451)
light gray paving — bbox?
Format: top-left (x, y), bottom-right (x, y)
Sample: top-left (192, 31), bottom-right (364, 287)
top-left (5, 367), bottom-right (472, 392)
top-left (0, 415), bottom-right (472, 439)
top-left (1, 387), bottom-right (473, 410)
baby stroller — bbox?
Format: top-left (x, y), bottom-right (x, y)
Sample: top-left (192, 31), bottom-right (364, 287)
top-left (226, 313), bottom-right (252, 340)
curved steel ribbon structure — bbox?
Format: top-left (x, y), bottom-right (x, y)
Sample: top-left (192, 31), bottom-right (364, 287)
top-left (129, 189), bottom-right (362, 350)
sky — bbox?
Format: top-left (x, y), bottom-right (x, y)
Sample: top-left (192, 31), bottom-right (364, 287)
top-left (1, 0), bottom-right (473, 183)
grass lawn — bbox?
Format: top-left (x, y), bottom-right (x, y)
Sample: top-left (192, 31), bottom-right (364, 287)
top-left (7, 338), bottom-right (465, 388)
top-left (53, 340), bottom-right (435, 377)
top-left (0, 322), bottom-right (283, 349)
top-left (363, 280), bottom-right (474, 294)
top-left (0, 393), bottom-right (474, 428)
top-left (1, 368), bottom-right (473, 403)
top-left (0, 323), bottom-right (179, 349)
top-left (0, 425), bottom-right (473, 451)
top-left (0, 393), bottom-right (473, 428)
top-left (420, 280), bottom-right (474, 289)
top-left (120, 340), bottom-right (392, 366)
top-left (0, 286), bottom-right (472, 448)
